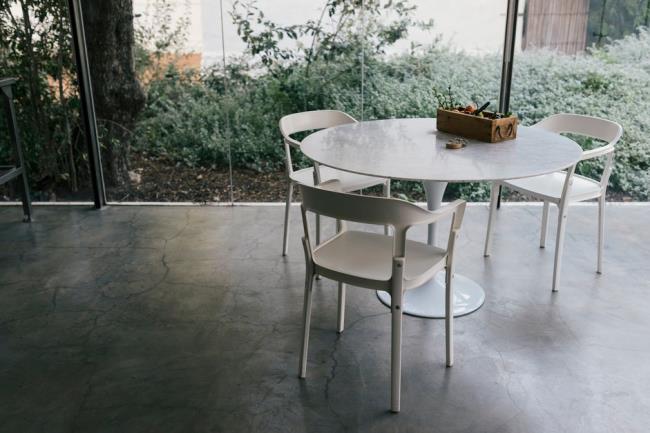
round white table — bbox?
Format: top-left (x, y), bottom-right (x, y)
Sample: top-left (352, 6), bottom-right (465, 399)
top-left (301, 118), bottom-right (583, 318)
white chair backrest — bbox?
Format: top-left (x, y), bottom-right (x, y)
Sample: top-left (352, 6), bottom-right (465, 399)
top-left (533, 113), bottom-right (623, 187)
top-left (298, 182), bottom-right (464, 257)
top-left (278, 110), bottom-right (357, 176)
top-left (533, 113), bottom-right (622, 145)
top-left (299, 182), bottom-right (432, 230)
top-left (279, 110), bottom-right (357, 146)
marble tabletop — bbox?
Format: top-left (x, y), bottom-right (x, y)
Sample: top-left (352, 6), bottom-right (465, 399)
top-left (301, 118), bottom-right (583, 182)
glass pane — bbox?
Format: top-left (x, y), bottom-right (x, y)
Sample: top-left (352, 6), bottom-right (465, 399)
top-left (83, 0), bottom-right (233, 203)
top-left (361, 0), bottom-right (509, 201)
top-left (511, 0), bottom-right (650, 201)
top-left (224, 0), bottom-right (364, 202)
top-left (0, 1), bottom-right (94, 203)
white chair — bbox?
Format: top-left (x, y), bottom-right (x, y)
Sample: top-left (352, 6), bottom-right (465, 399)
top-left (296, 180), bottom-right (466, 413)
top-left (279, 110), bottom-right (390, 255)
top-left (484, 114), bottom-right (623, 292)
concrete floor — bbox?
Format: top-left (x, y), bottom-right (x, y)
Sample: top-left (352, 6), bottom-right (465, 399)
top-left (1, 203), bottom-right (649, 433)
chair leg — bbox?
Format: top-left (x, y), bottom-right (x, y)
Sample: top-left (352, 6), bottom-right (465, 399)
top-left (597, 195), bottom-right (605, 274)
top-left (337, 282), bottom-right (346, 333)
top-left (540, 201), bottom-right (550, 248)
top-left (282, 182), bottom-right (294, 256)
top-left (299, 271), bottom-right (314, 379)
top-left (484, 182), bottom-right (499, 257)
top-left (552, 203), bottom-right (569, 292)
top-left (445, 268), bottom-right (454, 367)
top-left (383, 180), bottom-right (391, 235)
top-left (390, 286), bottom-right (403, 413)
top-left (314, 214), bottom-right (322, 278)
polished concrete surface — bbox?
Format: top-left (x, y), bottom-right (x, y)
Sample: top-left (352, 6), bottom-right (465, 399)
top-left (1, 203), bottom-right (649, 433)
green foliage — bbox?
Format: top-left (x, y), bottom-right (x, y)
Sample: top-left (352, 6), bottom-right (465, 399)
top-left (432, 85), bottom-right (461, 110)
top-left (0, 0), bottom-right (85, 193)
top-left (134, 27), bottom-right (650, 200)
top-left (588, 0), bottom-right (650, 46)
top-left (0, 0), bottom-right (191, 196)
top-left (2, 0), bottom-right (649, 201)
top-left (230, 0), bottom-right (432, 73)
top-left (510, 30), bottom-right (650, 199)
top-left (133, 68), bottom-right (229, 167)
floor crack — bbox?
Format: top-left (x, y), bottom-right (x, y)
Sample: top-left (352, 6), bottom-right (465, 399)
top-left (324, 333), bottom-right (348, 431)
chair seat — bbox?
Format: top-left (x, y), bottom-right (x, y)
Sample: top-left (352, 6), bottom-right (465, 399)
top-left (313, 231), bottom-right (446, 291)
top-left (503, 171), bottom-right (602, 202)
top-left (292, 166), bottom-right (386, 192)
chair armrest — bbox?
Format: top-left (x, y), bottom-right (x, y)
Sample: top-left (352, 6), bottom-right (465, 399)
top-left (581, 144), bottom-right (614, 161)
top-left (289, 173), bottom-right (343, 192)
top-left (316, 179), bottom-right (343, 191)
top-left (285, 136), bottom-right (301, 149)
top-left (412, 200), bottom-right (466, 229)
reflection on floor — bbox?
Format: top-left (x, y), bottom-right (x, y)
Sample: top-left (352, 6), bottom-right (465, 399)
top-left (1, 203), bottom-right (649, 433)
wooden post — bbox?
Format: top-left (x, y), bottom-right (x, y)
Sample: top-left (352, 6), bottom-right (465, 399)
top-left (522, 0), bottom-right (590, 54)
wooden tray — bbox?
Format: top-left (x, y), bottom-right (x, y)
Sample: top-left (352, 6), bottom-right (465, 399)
top-left (436, 108), bottom-right (518, 143)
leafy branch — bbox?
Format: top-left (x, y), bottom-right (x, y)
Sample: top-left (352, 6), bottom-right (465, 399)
top-left (230, 0), bottom-right (434, 73)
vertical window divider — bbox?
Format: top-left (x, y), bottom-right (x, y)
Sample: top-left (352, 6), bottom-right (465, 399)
top-left (68, 0), bottom-right (107, 209)
top-left (219, 0), bottom-right (234, 205)
top-left (497, 0), bottom-right (520, 208)
top-left (499, 0), bottom-right (519, 115)
top-left (360, 0), bottom-right (365, 121)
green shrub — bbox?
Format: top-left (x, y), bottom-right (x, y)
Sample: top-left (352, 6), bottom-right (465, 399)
top-left (133, 70), bottom-right (230, 167)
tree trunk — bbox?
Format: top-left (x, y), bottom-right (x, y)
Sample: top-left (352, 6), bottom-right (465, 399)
top-left (80, 0), bottom-right (145, 186)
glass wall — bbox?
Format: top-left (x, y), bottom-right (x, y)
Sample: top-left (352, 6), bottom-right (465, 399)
top-left (361, 0), bottom-right (509, 200)
top-left (1, 0), bottom-right (512, 204)
top-left (510, 0), bottom-right (650, 201)
top-left (3, 0), bottom-right (647, 204)
top-left (0, 1), bottom-right (94, 203)
top-left (96, 0), bottom-right (234, 203)
top-left (83, 0), bottom-right (513, 203)
top-left (222, 0), bottom-right (361, 203)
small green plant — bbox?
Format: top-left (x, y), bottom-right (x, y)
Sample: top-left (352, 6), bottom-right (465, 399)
top-left (434, 85), bottom-right (511, 119)
top-left (433, 85), bottom-right (460, 110)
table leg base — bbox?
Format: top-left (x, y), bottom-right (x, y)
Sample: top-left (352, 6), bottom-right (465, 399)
top-left (376, 271), bottom-right (485, 319)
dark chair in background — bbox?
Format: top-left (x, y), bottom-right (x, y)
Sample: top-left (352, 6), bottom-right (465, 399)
top-left (1, 78), bottom-right (32, 222)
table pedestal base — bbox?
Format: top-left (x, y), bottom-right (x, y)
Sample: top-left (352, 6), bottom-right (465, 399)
top-left (376, 271), bottom-right (485, 318)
